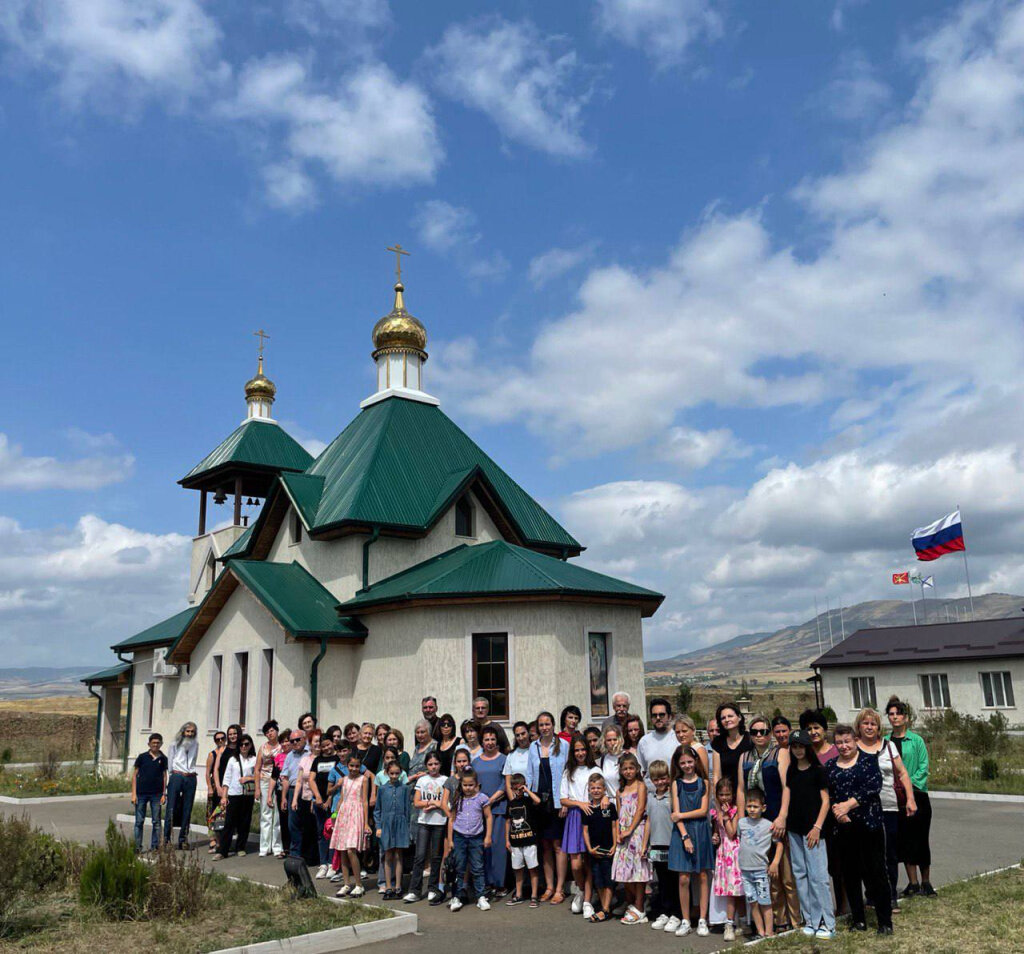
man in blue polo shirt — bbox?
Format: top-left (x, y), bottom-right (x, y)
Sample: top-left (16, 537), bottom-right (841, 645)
top-left (131, 733), bottom-right (168, 851)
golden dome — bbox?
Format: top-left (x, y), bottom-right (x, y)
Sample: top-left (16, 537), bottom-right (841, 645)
top-left (244, 355), bottom-right (277, 403)
top-left (372, 283), bottom-right (427, 357)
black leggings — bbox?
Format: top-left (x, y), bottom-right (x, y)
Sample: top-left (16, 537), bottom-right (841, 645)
top-left (220, 794), bottom-right (255, 855)
top-left (836, 823), bottom-right (892, 929)
top-left (651, 854), bottom-right (681, 919)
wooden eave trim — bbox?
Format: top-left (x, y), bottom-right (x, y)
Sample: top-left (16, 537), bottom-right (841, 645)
top-left (168, 574), bottom-right (239, 664)
top-left (342, 591), bottom-right (663, 618)
top-left (178, 461), bottom-right (299, 491)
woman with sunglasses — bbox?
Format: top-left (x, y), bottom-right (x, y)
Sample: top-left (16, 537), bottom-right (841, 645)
top-left (205, 730), bottom-right (226, 853)
top-left (435, 713), bottom-right (461, 775)
top-left (740, 715), bottom-right (800, 932)
top-left (215, 733), bottom-right (257, 859)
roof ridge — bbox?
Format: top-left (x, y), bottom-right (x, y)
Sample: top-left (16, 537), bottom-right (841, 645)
top-left (407, 541), bottom-right (502, 595)
top-left (502, 541), bottom-right (567, 590)
top-left (346, 398), bottom-right (400, 520)
top-left (358, 543), bottom-right (471, 594)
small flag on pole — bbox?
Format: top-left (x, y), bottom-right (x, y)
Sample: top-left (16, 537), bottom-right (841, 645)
top-left (892, 572), bottom-right (910, 585)
top-left (921, 575), bottom-right (934, 589)
top-left (912, 509), bottom-right (965, 562)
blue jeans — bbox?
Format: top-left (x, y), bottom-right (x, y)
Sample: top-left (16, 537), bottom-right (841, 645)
top-left (163, 773), bottom-right (197, 846)
top-left (483, 816), bottom-right (507, 889)
top-left (314, 804), bottom-right (332, 866)
top-left (788, 832), bottom-right (835, 932)
top-left (452, 830), bottom-right (485, 900)
top-left (134, 793), bottom-right (163, 850)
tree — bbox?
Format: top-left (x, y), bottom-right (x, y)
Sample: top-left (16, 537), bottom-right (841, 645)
top-left (675, 682), bottom-right (693, 715)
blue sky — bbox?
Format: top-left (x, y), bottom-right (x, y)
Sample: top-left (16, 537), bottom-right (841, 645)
top-left (3, 0), bottom-right (1024, 666)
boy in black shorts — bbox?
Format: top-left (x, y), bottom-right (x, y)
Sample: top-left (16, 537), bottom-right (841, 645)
top-left (582, 773), bottom-right (618, 922)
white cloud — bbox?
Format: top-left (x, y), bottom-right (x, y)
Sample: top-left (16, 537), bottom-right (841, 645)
top-left (426, 17), bottom-right (593, 158)
top-left (283, 0), bottom-right (390, 38)
top-left (527, 243), bottom-right (597, 287)
top-left (0, 432), bottom-right (133, 491)
top-left (0, 514), bottom-right (190, 665)
top-left (229, 57), bottom-right (442, 203)
top-left (819, 51), bottom-right (891, 122)
top-left (412, 199), bottom-right (509, 280)
top-left (657, 426), bottom-right (750, 471)
top-left (595, 0), bottom-right (723, 69)
top-left (0, 0), bottom-right (226, 107)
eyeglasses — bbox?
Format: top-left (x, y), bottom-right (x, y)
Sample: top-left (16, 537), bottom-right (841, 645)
top-left (751, 729), bottom-right (769, 736)
top-left (214, 736), bottom-right (226, 743)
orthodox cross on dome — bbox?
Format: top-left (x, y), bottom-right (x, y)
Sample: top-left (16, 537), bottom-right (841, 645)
top-left (253, 328), bottom-right (270, 359)
top-left (386, 243), bottom-right (410, 283)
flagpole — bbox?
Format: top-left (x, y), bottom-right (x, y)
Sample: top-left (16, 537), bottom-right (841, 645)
top-left (919, 580), bottom-right (926, 624)
top-left (958, 504), bottom-right (976, 620)
top-left (839, 601), bottom-right (845, 641)
top-left (814, 597), bottom-right (823, 657)
top-left (826, 597), bottom-right (834, 649)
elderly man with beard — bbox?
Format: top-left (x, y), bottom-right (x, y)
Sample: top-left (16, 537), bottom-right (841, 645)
top-left (600, 691), bottom-right (644, 736)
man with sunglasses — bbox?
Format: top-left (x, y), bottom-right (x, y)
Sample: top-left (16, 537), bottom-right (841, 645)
top-left (638, 697), bottom-right (678, 777)
top-left (281, 732), bottom-right (309, 859)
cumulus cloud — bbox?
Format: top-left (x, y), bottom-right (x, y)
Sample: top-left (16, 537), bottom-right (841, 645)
top-left (0, 514), bottom-right (190, 665)
top-left (657, 426), bottom-right (750, 471)
top-left (595, 0), bottom-right (723, 69)
top-left (426, 17), bottom-right (593, 158)
top-left (818, 50), bottom-right (891, 122)
top-left (527, 243), bottom-right (598, 287)
top-left (0, 432), bottom-right (134, 491)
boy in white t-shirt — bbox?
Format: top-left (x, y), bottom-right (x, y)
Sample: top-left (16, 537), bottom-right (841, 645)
top-left (405, 751), bottom-right (449, 903)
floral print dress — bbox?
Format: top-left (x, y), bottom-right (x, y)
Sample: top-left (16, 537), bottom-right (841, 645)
top-left (711, 803), bottom-right (743, 897)
top-left (611, 785), bottom-right (651, 882)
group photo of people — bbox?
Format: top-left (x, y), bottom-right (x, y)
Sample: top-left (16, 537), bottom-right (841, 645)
top-left (132, 691), bottom-right (934, 940)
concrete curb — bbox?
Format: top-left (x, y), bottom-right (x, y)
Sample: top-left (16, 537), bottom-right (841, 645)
top-left (209, 908), bottom-right (417, 954)
top-left (0, 792), bottom-right (130, 805)
top-left (929, 790), bottom-right (1024, 803)
top-left (116, 812), bottom-right (212, 835)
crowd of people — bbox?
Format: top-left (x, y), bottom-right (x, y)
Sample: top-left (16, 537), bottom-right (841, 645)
top-left (130, 691), bottom-right (934, 939)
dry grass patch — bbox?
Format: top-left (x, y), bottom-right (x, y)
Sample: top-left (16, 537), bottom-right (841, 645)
top-left (761, 866), bottom-right (1024, 954)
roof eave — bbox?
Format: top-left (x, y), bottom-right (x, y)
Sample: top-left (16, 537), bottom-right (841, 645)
top-left (340, 590), bottom-right (663, 617)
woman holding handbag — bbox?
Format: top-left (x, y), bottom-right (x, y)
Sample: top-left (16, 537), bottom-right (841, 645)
top-left (214, 734), bottom-right (257, 859)
top-left (856, 708), bottom-right (916, 911)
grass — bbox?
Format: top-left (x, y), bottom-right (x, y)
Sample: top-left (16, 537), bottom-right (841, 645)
top-left (0, 768), bottom-right (129, 799)
top-left (760, 865), bottom-right (1024, 953)
top-left (927, 733), bottom-right (1024, 796)
top-left (0, 697), bottom-right (97, 715)
top-left (0, 870), bottom-right (388, 953)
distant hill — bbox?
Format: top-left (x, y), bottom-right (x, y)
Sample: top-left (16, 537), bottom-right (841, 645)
top-left (646, 593), bottom-right (1024, 684)
top-left (0, 666), bottom-right (101, 699)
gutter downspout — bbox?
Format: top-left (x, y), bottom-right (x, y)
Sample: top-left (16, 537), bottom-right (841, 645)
top-left (116, 651), bottom-right (134, 773)
top-left (310, 636), bottom-right (328, 720)
top-left (87, 685), bottom-right (102, 772)
top-left (362, 525), bottom-right (381, 590)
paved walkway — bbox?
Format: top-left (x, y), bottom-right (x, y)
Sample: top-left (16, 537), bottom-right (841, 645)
top-left (17, 796), bottom-right (1023, 953)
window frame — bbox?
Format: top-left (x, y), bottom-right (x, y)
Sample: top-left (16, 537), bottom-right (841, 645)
top-left (208, 654), bottom-right (223, 731)
top-left (290, 509), bottom-right (303, 546)
top-left (454, 495), bottom-right (475, 538)
top-left (919, 672), bottom-right (951, 709)
top-left (980, 671), bottom-right (1016, 709)
top-left (471, 632), bottom-right (510, 721)
top-left (259, 648), bottom-right (274, 724)
top-left (233, 651), bottom-right (249, 727)
top-left (848, 675), bottom-right (877, 710)
top-left (142, 682), bottom-right (155, 731)
top-left (586, 631), bottom-right (612, 720)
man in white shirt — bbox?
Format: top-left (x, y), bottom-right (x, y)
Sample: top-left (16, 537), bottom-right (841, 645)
top-left (637, 698), bottom-right (678, 776)
top-left (163, 721), bottom-right (199, 849)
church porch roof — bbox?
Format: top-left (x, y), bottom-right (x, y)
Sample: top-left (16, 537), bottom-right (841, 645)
top-left (110, 606), bottom-right (199, 652)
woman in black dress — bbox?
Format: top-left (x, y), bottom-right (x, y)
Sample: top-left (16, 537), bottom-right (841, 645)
top-left (711, 703), bottom-right (752, 795)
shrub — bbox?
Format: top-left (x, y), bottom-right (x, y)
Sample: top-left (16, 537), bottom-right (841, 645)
top-left (0, 814), bottom-right (71, 926)
top-left (822, 706), bottom-right (837, 724)
top-left (980, 758), bottom-right (1000, 780)
top-left (675, 683), bottom-right (693, 715)
top-left (147, 843), bottom-right (209, 919)
top-left (38, 751), bottom-right (62, 782)
top-left (80, 821), bottom-right (149, 920)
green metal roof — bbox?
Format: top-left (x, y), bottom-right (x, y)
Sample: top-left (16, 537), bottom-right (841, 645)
top-left (220, 525), bottom-right (254, 561)
top-left (230, 560), bottom-right (367, 638)
top-left (339, 541), bottom-right (663, 616)
top-left (179, 419), bottom-right (313, 485)
top-left (279, 472), bottom-right (325, 528)
top-left (81, 662), bottom-right (131, 684)
top-left (110, 606), bottom-right (199, 651)
top-left (306, 397), bottom-right (581, 552)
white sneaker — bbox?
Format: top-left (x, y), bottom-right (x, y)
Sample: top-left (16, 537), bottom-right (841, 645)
top-left (571, 893), bottom-right (584, 914)
top-left (350, 885), bottom-right (365, 897)
top-left (724, 921), bottom-right (736, 941)
top-left (663, 916), bottom-right (681, 933)
top-left (582, 902), bottom-right (595, 920)
top-left (650, 914), bottom-right (669, 931)
top-left (675, 919), bottom-right (692, 936)
top-left (449, 897), bottom-right (463, 912)
top-left (477, 896), bottom-right (491, 911)
top-left (427, 890), bottom-right (439, 902)
top-left (815, 928), bottom-right (836, 940)
top-left (330, 871), bottom-right (345, 883)
top-left (696, 919), bottom-right (709, 937)
top-left (402, 892), bottom-right (418, 903)
top-left (335, 885), bottom-right (351, 897)
top-left (315, 864), bottom-right (328, 879)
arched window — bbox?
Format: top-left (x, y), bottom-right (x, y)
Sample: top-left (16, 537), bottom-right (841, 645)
top-left (455, 495), bottom-right (474, 537)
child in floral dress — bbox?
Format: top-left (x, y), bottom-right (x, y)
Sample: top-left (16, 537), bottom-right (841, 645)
top-left (331, 753), bottom-right (370, 898)
top-left (612, 753), bottom-right (651, 922)
top-left (711, 776), bottom-right (743, 942)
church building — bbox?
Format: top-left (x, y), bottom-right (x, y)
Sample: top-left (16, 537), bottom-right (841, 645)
top-left (83, 265), bottom-right (663, 772)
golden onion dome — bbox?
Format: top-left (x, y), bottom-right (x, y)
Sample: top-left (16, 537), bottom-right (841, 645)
top-left (372, 283), bottom-right (427, 357)
top-left (244, 356), bottom-right (277, 403)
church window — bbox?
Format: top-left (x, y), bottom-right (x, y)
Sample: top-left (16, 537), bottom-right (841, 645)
top-left (143, 682), bottom-right (155, 730)
top-left (291, 510), bottom-right (302, 545)
top-left (205, 555), bottom-right (216, 590)
top-left (233, 652), bottom-right (249, 726)
top-left (209, 655), bottom-right (223, 726)
top-left (472, 633), bottom-right (508, 720)
top-left (259, 649), bottom-right (274, 723)
top-left (455, 496), bottom-right (474, 537)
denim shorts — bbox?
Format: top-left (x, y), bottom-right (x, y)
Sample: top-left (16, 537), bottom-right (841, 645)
top-left (741, 869), bottom-right (771, 907)
top-left (592, 856), bottom-right (614, 890)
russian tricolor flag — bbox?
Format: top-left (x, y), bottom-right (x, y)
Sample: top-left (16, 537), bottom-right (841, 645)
top-left (912, 509), bottom-right (965, 562)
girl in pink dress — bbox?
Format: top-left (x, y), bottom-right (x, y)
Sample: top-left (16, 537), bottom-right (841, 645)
top-left (612, 753), bottom-right (651, 922)
top-left (330, 754), bottom-right (370, 897)
top-left (711, 776), bottom-right (743, 942)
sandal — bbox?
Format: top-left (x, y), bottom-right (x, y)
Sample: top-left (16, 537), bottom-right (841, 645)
top-left (529, 898), bottom-right (540, 909)
top-left (589, 910), bottom-right (610, 923)
top-left (620, 910), bottom-right (641, 924)
top-left (550, 892), bottom-right (566, 905)
top-left (539, 889), bottom-right (554, 903)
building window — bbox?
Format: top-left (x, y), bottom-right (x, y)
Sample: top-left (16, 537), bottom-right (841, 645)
top-left (455, 496), bottom-right (474, 537)
top-left (233, 652), bottom-right (249, 726)
top-left (209, 655), bottom-right (223, 727)
top-left (980, 671), bottom-right (1016, 708)
top-left (259, 649), bottom-right (274, 724)
top-left (588, 632), bottom-right (611, 718)
top-left (919, 673), bottom-right (951, 709)
top-left (143, 683), bottom-right (155, 730)
top-left (849, 675), bottom-right (876, 710)
top-left (291, 510), bottom-right (303, 545)
top-left (472, 633), bottom-right (508, 720)
top-left (205, 555), bottom-right (216, 590)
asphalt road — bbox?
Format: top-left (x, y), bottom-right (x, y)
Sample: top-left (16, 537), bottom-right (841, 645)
top-left (17, 796), bottom-right (1024, 954)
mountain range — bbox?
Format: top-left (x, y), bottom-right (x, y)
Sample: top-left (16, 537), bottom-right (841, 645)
top-left (0, 666), bottom-right (102, 699)
top-left (645, 593), bottom-right (1024, 684)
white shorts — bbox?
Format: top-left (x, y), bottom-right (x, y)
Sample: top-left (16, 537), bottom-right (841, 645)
top-left (510, 845), bottom-right (539, 870)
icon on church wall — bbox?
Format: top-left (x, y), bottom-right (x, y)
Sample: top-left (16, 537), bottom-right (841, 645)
top-left (589, 632), bottom-right (609, 717)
